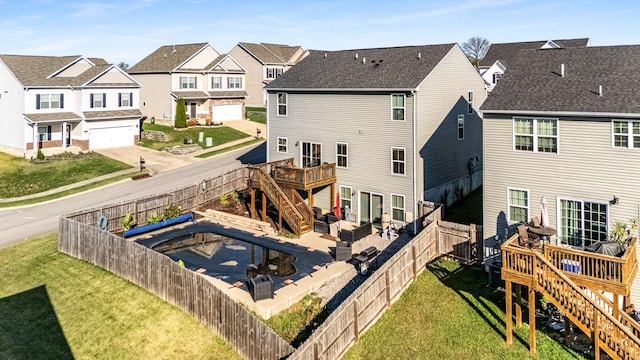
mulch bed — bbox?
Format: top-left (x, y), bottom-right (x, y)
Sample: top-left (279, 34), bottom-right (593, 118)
top-left (131, 173), bottom-right (152, 180)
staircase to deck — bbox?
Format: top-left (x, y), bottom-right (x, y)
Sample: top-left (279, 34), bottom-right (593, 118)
top-left (502, 236), bottom-right (640, 359)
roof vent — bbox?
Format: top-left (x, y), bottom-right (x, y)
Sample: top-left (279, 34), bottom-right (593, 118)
top-left (324, 53), bottom-right (327, 58)
top-left (418, 52), bottom-right (421, 59)
top-left (164, 54), bottom-right (167, 58)
top-left (560, 63), bottom-right (565, 77)
top-left (598, 84), bottom-right (603, 97)
top-left (172, 45), bottom-right (176, 53)
top-left (355, 53), bottom-right (358, 59)
top-left (362, 57), bottom-right (366, 64)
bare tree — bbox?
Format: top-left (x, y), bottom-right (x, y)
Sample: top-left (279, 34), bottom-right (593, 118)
top-left (462, 37), bottom-right (490, 69)
top-left (116, 62), bottom-right (130, 71)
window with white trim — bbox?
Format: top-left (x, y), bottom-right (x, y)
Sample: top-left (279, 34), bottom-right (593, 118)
top-left (340, 186), bottom-right (352, 210)
top-left (492, 72), bottom-right (502, 84)
top-left (37, 125), bottom-right (51, 141)
top-left (613, 120), bottom-right (640, 149)
top-left (514, 117), bottom-right (558, 153)
top-left (277, 93), bottom-right (287, 116)
top-left (180, 76), bottom-right (196, 89)
top-left (277, 137), bottom-right (288, 153)
top-left (508, 188), bottom-right (528, 223)
top-left (37, 94), bottom-right (62, 109)
top-left (336, 142), bottom-right (348, 168)
top-left (391, 194), bottom-right (405, 222)
top-left (228, 77), bottom-right (242, 89)
top-left (559, 199), bottom-right (608, 247)
top-left (212, 76), bottom-right (222, 89)
top-left (467, 90), bottom-right (474, 114)
top-left (266, 68), bottom-right (282, 79)
top-left (391, 147), bottom-right (405, 175)
top-left (90, 93), bottom-right (105, 108)
top-left (457, 114), bottom-right (464, 140)
top-left (391, 94), bottom-right (405, 121)
top-left (118, 92), bottom-right (132, 107)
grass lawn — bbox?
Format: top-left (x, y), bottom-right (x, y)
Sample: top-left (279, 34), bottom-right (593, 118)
top-left (0, 233), bottom-right (241, 360)
top-left (444, 185), bottom-right (483, 225)
top-left (140, 123), bottom-right (249, 151)
top-left (0, 152), bottom-right (131, 198)
top-left (196, 138), bottom-right (264, 159)
top-left (246, 107), bottom-right (266, 124)
top-left (343, 259), bottom-right (583, 360)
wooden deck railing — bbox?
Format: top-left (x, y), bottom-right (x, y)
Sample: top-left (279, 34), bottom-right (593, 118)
top-left (543, 238), bottom-right (637, 296)
top-left (273, 163), bottom-right (336, 190)
top-left (284, 187), bottom-right (314, 227)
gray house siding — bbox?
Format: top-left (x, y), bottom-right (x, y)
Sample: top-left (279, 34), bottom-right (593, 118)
top-left (131, 73), bottom-right (173, 120)
top-left (267, 91), bottom-right (415, 224)
top-left (229, 46), bottom-right (266, 107)
top-left (416, 46), bottom-right (487, 205)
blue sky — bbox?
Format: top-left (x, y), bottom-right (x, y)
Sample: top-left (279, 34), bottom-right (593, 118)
top-left (0, 0), bottom-right (638, 65)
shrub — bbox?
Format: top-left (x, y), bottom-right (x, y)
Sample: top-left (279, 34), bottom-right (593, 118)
top-left (163, 204), bottom-right (181, 220)
top-left (122, 213), bottom-right (136, 230)
top-left (174, 97), bottom-right (187, 128)
top-left (186, 119), bottom-right (199, 127)
top-left (36, 149), bottom-right (45, 160)
top-left (219, 194), bottom-right (228, 205)
top-left (231, 191), bottom-right (241, 205)
top-left (148, 212), bottom-right (163, 224)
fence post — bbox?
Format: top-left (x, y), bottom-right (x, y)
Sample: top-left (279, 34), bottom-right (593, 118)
top-left (353, 299), bottom-right (360, 342)
top-left (412, 244), bottom-right (418, 280)
top-left (385, 271), bottom-right (391, 308)
top-left (470, 224), bottom-right (476, 264)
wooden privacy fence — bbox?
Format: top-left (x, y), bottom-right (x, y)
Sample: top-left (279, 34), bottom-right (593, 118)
top-left (58, 218), bottom-right (295, 360)
top-left (438, 221), bottom-right (483, 264)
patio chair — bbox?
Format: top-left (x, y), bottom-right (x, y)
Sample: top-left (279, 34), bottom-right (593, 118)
top-left (517, 225), bottom-right (529, 247)
top-left (530, 216), bottom-right (541, 228)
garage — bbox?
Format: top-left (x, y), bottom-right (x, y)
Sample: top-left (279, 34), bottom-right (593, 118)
top-left (89, 126), bottom-right (135, 149)
top-left (212, 104), bottom-right (243, 121)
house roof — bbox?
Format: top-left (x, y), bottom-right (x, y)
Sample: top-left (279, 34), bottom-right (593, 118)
top-left (481, 45), bottom-right (640, 115)
top-left (0, 55), bottom-right (111, 87)
top-left (24, 112), bottom-right (83, 122)
top-left (172, 90), bottom-right (248, 99)
top-left (128, 43), bottom-right (209, 73)
top-left (265, 44), bottom-right (456, 90)
top-left (481, 38), bottom-right (589, 68)
top-left (83, 109), bottom-right (143, 120)
top-left (237, 42), bottom-right (303, 65)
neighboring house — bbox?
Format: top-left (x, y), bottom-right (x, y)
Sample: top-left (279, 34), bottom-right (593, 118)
top-left (129, 43), bottom-right (247, 125)
top-left (0, 54), bottom-right (142, 157)
top-left (228, 43), bottom-right (307, 107)
top-left (480, 44), bottom-right (640, 302)
top-left (479, 38), bottom-right (589, 91)
top-left (265, 44), bottom-right (487, 230)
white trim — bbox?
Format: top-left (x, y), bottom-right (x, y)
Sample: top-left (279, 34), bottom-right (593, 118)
top-left (300, 141), bottom-right (322, 167)
top-left (556, 196), bottom-right (609, 249)
top-left (277, 92), bottom-right (288, 117)
top-left (467, 90), bottom-right (474, 114)
top-left (336, 142), bottom-right (348, 169)
top-left (391, 93), bottom-right (406, 121)
top-left (339, 185), bottom-right (353, 210)
top-left (507, 187), bottom-right (530, 224)
top-left (391, 146), bottom-right (406, 176)
top-left (277, 137), bottom-right (288, 153)
top-left (390, 193), bottom-right (406, 222)
top-left (484, 110), bottom-right (640, 118)
top-left (457, 114), bottom-right (464, 140)
top-left (512, 116), bottom-right (559, 154)
top-left (611, 119), bottom-right (640, 149)
top-left (357, 190), bottom-right (385, 225)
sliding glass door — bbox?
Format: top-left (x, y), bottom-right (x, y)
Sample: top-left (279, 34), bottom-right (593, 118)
top-left (559, 199), bottom-right (607, 248)
top-left (360, 192), bottom-right (383, 225)
top-left (301, 142), bottom-right (322, 168)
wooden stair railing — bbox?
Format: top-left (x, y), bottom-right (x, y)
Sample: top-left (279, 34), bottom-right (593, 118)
top-left (283, 187), bottom-right (314, 229)
top-left (248, 166), bottom-right (310, 237)
top-left (504, 247), bottom-right (640, 359)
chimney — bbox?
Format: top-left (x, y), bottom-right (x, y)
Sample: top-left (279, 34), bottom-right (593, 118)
top-left (598, 85), bottom-right (603, 97)
top-left (560, 63), bottom-right (565, 77)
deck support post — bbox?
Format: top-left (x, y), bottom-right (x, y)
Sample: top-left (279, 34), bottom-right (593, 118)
top-left (613, 294), bottom-right (619, 320)
top-left (309, 190), bottom-right (314, 209)
top-left (564, 316), bottom-right (571, 346)
top-left (250, 189), bottom-right (256, 219)
top-left (515, 284), bottom-right (522, 327)
top-left (330, 183), bottom-right (335, 210)
top-left (505, 280), bottom-right (513, 345)
top-left (261, 192), bottom-right (267, 222)
top-left (593, 314), bottom-right (600, 360)
top-left (528, 287), bottom-right (536, 354)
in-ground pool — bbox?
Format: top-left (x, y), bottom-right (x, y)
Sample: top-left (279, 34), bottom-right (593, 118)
top-left (136, 222), bottom-right (334, 291)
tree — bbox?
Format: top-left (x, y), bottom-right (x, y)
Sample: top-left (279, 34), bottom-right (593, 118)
top-left (174, 97), bottom-right (186, 128)
top-left (462, 36), bottom-right (490, 69)
top-left (116, 62), bottom-right (129, 71)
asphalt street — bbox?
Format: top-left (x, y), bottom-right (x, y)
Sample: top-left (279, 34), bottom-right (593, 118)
top-left (0, 142), bottom-right (266, 249)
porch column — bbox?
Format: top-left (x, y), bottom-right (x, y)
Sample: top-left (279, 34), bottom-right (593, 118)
top-left (33, 122), bottom-right (39, 153)
top-left (62, 122), bottom-right (67, 148)
top-left (330, 183), bottom-right (335, 209)
top-left (529, 287), bottom-right (536, 354)
top-left (505, 280), bottom-right (513, 345)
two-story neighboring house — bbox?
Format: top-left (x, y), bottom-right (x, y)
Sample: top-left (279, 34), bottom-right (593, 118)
top-left (0, 54), bottom-right (142, 157)
top-left (265, 44), bottom-right (487, 231)
top-left (479, 38), bottom-right (589, 91)
top-left (129, 43), bottom-right (247, 125)
top-left (228, 43), bottom-right (307, 107)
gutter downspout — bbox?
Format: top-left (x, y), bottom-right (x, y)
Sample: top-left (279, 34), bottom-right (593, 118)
top-left (412, 89), bottom-right (417, 235)
top-left (265, 92), bottom-right (270, 162)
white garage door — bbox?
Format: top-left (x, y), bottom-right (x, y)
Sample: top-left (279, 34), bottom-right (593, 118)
top-left (89, 126), bottom-right (135, 149)
top-left (212, 104), bottom-right (242, 121)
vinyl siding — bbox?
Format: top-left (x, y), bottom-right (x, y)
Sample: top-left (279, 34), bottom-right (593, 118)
top-left (181, 46), bottom-right (220, 69)
top-left (91, 68), bottom-right (135, 84)
top-left (229, 46), bottom-right (267, 107)
top-left (131, 73), bottom-right (173, 120)
top-left (0, 61), bottom-right (26, 155)
top-left (267, 91), bottom-right (415, 222)
top-left (417, 45), bottom-right (486, 201)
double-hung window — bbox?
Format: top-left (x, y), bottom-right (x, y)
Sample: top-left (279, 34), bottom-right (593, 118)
top-left (514, 117), bottom-right (558, 153)
top-left (90, 93), bottom-right (106, 108)
top-left (277, 93), bottom-right (287, 116)
top-left (467, 90), bottom-right (474, 114)
top-left (457, 114), bottom-right (464, 140)
top-left (391, 147), bottom-right (405, 175)
top-left (391, 194), bottom-right (405, 222)
top-left (559, 199), bottom-right (608, 247)
top-left (340, 186), bottom-right (352, 210)
top-left (118, 92), bottom-right (133, 107)
top-left (266, 68), bottom-right (276, 79)
top-left (508, 188), bottom-right (529, 223)
top-left (277, 137), bottom-right (288, 153)
top-left (180, 76), bottom-right (196, 89)
top-left (613, 120), bottom-right (640, 149)
top-left (212, 76), bottom-right (222, 89)
top-left (336, 142), bottom-right (348, 168)
top-left (228, 77), bottom-right (242, 89)
top-left (36, 94), bottom-right (62, 109)
top-left (391, 94), bottom-right (405, 121)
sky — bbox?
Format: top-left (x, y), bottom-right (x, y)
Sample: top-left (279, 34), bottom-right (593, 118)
top-left (1, 0), bottom-right (638, 66)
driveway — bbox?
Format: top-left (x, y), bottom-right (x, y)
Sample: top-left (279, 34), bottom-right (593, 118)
top-left (97, 146), bottom-right (201, 174)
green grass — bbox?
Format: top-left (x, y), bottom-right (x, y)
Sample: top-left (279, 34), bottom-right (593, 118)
top-left (343, 259), bottom-right (583, 360)
top-left (0, 233), bottom-right (241, 360)
top-left (246, 107), bottom-right (266, 124)
top-left (444, 185), bottom-right (483, 225)
top-left (139, 123), bottom-right (249, 151)
top-left (196, 138), bottom-right (264, 158)
top-left (265, 293), bottom-right (325, 347)
top-left (0, 152), bottom-right (131, 198)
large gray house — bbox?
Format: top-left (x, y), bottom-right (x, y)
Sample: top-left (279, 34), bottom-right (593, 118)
top-left (265, 44), bottom-right (487, 230)
top-left (480, 44), bottom-right (640, 303)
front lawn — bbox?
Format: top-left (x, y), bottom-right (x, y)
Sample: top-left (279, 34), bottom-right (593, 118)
top-left (0, 233), bottom-right (241, 359)
top-left (246, 107), bottom-right (266, 124)
top-left (343, 259), bottom-right (583, 359)
top-left (140, 123), bottom-right (249, 151)
top-left (0, 152), bottom-right (131, 198)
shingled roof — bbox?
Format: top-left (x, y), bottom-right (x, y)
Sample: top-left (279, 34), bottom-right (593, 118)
top-left (481, 45), bottom-right (640, 115)
top-left (237, 42), bottom-right (303, 65)
top-left (265, 44), bottom-right (456, 90)
top-left (481, 38), bottom-right (589, 68)
top-left (0, 55), bottom-right (111, 87)
top-left (128, 43), bottom-right (209, 73)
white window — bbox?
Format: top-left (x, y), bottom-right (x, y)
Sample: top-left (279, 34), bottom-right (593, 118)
top-left (37, 94), bottom-right (62, 109)
top-left (266, 68), bottom-right (276, 79)
top-left (336, 142), bottom-right (348, 168)
top-left (119, 92), bottom-right (132, 107)
top-left (508, 188), bottom-right (529, 223)
top-left (276, 68), bottom-right (283, 77)
top-left (277, 93), bottom-right (287, 116)
top-left (180, 76), bottom-right (196, 89)
top-left (90, 93), bottom-right (105, 108)
top-left (612, 120), bottom-right (640, 149)
top-left (457, 114), bottom-right (464, 140)
top-left (37, 125), bottom-right (51, 141)
top-left (212, 76), bottom-right (222, 89)
top-left (228, 77), bottom-right (242, 89)
top-left (559, 199), bottom-right (608, 248)
top-left (391, 194), bottom-right (405, 222)
top-left (467, 90), bottom-right (474, 114)
top-left (391, 147), bottom-right (405, 175)
top-left (514, 117), bottom-right (558, 153)
top-left (277, 137), bottom-right (288, 153)
top-left (391, 94), bottom-right (405, 121)
top-left (492, 72), bottom-right (503, 84)
top-left (340, 186), bottom-right (352, 210)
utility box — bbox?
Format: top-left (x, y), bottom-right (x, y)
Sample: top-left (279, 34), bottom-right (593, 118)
top-left (248, 275), bottom-right (273, 301)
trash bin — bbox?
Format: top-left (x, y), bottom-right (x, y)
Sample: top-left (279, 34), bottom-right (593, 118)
top-left (248, 275), bottom-right (273, 301)
top-left (488, 261), bottom-right (504, 288)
